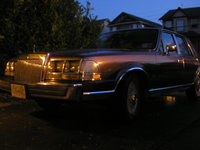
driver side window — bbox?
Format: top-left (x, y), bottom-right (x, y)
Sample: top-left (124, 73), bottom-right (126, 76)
top-left (161, 32), bottom-right (177, 55)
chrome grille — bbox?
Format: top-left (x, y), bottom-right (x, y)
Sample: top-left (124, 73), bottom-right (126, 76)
top-left (14, 54), bottom-right (46, 83)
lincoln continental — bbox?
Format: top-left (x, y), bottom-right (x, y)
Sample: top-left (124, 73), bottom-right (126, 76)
top-left (1, 28), bottom-right (200, 119)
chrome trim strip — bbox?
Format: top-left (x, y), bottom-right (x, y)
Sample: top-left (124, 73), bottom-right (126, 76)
top-left (149, 83), bottom-right (193, 92)
top-left (83, 90), bottom-right (115, 95)
top-left (73, 84), bottom-right (82, 87)
top-left (115, 67), bottom-right (147, 90)
top-left (42, 53), bottom-right (50, 81)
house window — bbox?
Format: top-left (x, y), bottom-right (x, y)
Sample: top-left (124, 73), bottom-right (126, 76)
top-left (175, 18), bottom-right (185, 32)
top-left (132, 24), bottom-right (138, 28)
top-left (165, 21), bottom-right (172, 29)
top-left (137, 24), bottom-right (145, 28)
top-left (117, 25), bottom-right (132, 30)
top-left (111, 27), bottom-right (117, 31)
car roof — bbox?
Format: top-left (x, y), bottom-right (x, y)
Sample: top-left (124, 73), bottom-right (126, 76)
top-left (105, 27), bottom-right (186, 38)
top-left (106, 27), bottom-right (160, 33)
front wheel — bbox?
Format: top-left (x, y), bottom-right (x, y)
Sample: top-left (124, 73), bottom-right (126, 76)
top-left (121, 74), bottom-right (145, 119)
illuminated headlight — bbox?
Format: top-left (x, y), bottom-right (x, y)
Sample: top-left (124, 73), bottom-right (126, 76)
top-left (64, 60), bottom-right (80, 73)
top-left (46, 59), bottom-right (101, 81)
top-left (47, 60), bottom-right (64, 79)
top-left (46, 59), bottom-right (80, 80)
top-left (48, 60), bottom-right (64, 72)
top-left (5, 61), bottom-right (15, 76)
top-left (80, 60), bottom-right (101, 81)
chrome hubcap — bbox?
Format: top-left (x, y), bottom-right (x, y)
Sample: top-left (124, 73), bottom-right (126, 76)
top-left (130, 95), bottom-right (136, 104)
top-left (127, 81), bottom-right (138, 114)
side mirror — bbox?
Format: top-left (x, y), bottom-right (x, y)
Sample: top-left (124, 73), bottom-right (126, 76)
top-left (166, 44), bottom-right (177, 52)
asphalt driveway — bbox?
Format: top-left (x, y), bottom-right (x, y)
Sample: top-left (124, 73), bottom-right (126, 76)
top-left (0, 91), bottom-right (200, 150)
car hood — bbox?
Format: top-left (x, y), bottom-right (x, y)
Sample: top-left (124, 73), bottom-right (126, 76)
top-left (49, 49), bottom-right (152, 58)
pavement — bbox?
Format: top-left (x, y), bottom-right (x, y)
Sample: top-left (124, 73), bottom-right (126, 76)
top-left (0, 91), bottom-right (200, 150)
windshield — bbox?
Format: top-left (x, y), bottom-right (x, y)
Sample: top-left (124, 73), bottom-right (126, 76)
top-left (96, 29), bottom-right (159, 50)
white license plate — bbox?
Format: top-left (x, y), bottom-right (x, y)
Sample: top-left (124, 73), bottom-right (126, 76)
top-left (11, 84), bottom-right (26, 99)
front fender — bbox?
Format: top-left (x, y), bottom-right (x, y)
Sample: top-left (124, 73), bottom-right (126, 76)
top-left (114, 64), bottom-right (149, 91)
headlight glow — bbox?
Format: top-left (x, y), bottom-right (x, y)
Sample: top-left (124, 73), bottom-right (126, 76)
top-left (46, 59), bottom-right (81, 80)
top-left (5, 61), bottom-right (15, 76)
top-left (46, 59), bottom-right (101, 81)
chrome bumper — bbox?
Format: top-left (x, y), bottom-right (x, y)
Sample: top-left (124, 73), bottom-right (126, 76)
top-left (0, 79), bottom-right (83, 101)
top-left (0, 77), bottom-right (116, 101)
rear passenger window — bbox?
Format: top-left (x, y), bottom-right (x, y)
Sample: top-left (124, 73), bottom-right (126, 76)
top-left (176, 35), bottom-right (192, 57)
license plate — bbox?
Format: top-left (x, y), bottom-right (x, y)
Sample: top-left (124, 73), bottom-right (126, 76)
top-left (11, 84), bottom-right (26, 99)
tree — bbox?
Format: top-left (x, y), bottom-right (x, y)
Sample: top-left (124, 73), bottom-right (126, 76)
top-left (0, 0), bottom-right (14, 55)
top-left (1, 0), bottom-right (101, 56)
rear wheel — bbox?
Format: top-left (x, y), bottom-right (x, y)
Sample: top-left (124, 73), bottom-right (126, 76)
top-left (186, 73), bottom-right (200, 102)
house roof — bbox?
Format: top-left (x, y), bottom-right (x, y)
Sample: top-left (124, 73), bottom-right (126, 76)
top-left (110, 12), bottom-right (161, 27)
top-left (97, 18), bottom-right (110, 23)
top-left (160, 7), bottom-right (200, 20)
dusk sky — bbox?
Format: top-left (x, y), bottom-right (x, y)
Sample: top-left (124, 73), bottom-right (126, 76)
top-left (78, 0), bottom-right (200, 23)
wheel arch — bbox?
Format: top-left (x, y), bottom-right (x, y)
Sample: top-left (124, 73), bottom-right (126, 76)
top-left (115, 68), bottom-right (149, 94)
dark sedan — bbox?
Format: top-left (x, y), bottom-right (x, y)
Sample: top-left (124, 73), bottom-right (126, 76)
top-left (1, 28), bottom-right (200, 119)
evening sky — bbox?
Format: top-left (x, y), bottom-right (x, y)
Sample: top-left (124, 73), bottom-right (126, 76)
top-left (78, 0), bottom-right (200, 23)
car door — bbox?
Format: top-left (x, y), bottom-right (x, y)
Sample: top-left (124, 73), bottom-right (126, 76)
top-left (174, 34), bottom-right (198, 84)
top-left (154, 31), bottom-right (184, 88)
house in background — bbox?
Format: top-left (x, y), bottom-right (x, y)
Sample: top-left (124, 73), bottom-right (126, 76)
top-left (159, 7), bottom-right (200, 52)
top-left (109, 12), bottom-right (161, 32)
top-left (97, 18), bottom-right (110, 33)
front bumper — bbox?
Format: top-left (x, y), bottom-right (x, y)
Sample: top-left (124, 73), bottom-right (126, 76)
top-left (0, 79), bottom-right (82, 101)
top-left (0, 79), bottom-right (115, 101)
